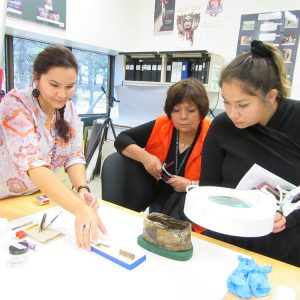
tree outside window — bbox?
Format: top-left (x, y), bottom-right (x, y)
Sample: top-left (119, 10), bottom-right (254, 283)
top-left (72, 48), bottom-right (108, 115)
top-left (13, 37), bottom-right (49, 89)
top-left (11, 37), bottom-right (109, 115)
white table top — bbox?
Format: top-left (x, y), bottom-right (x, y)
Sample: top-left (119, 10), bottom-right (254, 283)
top-left (0, 201), bottom-right (250, 300)
top-left (1, 197), bottom-right (299, 300)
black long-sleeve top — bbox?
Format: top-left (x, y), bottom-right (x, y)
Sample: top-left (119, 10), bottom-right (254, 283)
top-left (115, 120), bottom-right (197, 178)
top-left (200, 98), bottom-right (300, 264)
top-left (115, 120), bottom-right (198, 198)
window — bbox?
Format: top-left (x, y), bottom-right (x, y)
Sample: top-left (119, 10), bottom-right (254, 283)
top-left (5, 36), bottom-right (112, 115)
top-left (13, 37), bottom-right (50, 90)
top-left (72, 48), bottom-right (109, 115)
top-left (0, 54), bottom-right (5, 93)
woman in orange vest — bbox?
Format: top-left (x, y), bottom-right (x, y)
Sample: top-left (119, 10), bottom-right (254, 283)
top-left (113, 78), bottom-right (211, 227)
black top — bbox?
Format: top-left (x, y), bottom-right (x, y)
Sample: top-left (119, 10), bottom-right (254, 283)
top-left (115, 120), bottom-right (200, 198)
top-left (200, 99), bottom-right (300, 188)
top-left (200, 98), bottom-right (300, 265)
top-left (115, 121), bottom-right (155, 153)
top-left (115, 120), bottom-right (199, 177)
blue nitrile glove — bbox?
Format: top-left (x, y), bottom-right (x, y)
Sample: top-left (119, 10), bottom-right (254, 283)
top-left (227, 255), bottom-right (272, 299)
top-left (247, 264), bottom-right (272, 297)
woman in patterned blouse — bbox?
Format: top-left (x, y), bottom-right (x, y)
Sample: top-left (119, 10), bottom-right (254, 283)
top-left (0, 45), bottom-right (106, 250)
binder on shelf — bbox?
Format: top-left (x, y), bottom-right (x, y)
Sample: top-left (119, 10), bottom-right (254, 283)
top-left (171, 61), bottom-right (182, 82)
top-left (170, 61), bottom-right (177, 82)
top-left (151, 62), bottom-right (158, 82)
top-left (166, 62), bottom-right (172, 82)
top-left (181, 61), bottom-right (189, 79)
top-left (156, 63), bottom-right (162, 82)
top-left (125, 64), bottom-right (130, 80)
top-left (140, 64), bottom-right (147, 81)
top-left (190, 61), bottom-right (197, 79)
top-left (142, 63), bottom-right (151, 81)
top-left (125, 60), bottom-right (135, 81)
top-left (140, 63), bottom-right (146, 81)
top-left (201, 60), bottom-right (206, 82)
top-left (134, 61), bottom-right (142, 81)
top-left (195, 64), bottom-right (199, 80)
top-left (197, 61), bottom-right (203, 82)
top-left (202, 58), bottom-right (210, 84)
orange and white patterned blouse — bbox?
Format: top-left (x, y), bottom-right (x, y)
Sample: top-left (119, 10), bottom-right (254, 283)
top-left (0, 88), bottom-right (85, 199)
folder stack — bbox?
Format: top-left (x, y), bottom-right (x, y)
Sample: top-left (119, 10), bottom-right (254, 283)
top-left (122, 52), bottom-right (213, 85)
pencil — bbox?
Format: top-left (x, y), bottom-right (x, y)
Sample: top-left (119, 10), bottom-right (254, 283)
top-left (39, 213), bottom-right (47, 233)
top-left (12, 221), bottom-right (33, 231)
top-left (43, 211), bottom-right (62, 231)
top-left (25, 224), bottom-right (38, 231)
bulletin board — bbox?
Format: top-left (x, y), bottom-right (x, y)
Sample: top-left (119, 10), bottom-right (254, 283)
top-left (7, 0), bottom-right (66, 30)
top-left (236, 10), bottom-right (300, 83)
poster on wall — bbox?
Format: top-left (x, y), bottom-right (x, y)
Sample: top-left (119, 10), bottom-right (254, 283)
top-left (205, 0), bottom-right (223, 17)
top-left (236, 10), bottom-right (300, 83)
top-left (203, 0), bottom-right (224, 29)
top-left (7, 0), bottom-right (66, 29)
top-left (153, 0), bottom-right (176, 34)
top-left (175, 0), bottom-right (201, 46)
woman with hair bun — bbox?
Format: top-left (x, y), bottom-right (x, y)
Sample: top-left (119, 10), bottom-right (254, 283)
top-left (0, 45), bottom-right (106, 250)
top-left (200, 40), bottom-right (300, 266)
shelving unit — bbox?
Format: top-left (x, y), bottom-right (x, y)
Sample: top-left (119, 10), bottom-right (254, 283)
top-left (119, 50), bottom-right (224, 93)
top-left (119, 52), bottom-right (162, 83)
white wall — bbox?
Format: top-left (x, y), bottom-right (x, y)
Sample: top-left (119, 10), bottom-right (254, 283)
top-left (5, 0), bottom-right (141, 54)
top-left (4, 0), bottom-right (300, 100)
top-left (129, 0), bottom-right (300, 100)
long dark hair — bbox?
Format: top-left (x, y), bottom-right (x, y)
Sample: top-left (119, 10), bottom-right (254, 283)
top-left (32, 45), bottom-right (78, 142)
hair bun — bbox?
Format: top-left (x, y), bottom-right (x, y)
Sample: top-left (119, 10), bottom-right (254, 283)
top-left (250, 40), bottom-right (272, 58)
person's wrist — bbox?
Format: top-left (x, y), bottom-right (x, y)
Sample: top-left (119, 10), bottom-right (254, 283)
top-left (141, 150), bottom-right (152, 164)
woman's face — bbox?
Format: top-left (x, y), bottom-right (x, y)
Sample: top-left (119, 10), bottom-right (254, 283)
top-left (34, 67), bottom-right (77, 111)
top-left (171, 99), bottom-right (201, 134)
top-left (222, 80), bottom-right (276, 128)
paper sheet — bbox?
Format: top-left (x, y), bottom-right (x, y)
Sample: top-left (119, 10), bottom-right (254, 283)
top-left (236, 164), bottom-right (296, 190)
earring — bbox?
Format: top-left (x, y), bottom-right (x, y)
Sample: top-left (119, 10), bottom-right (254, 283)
top-left (32, 88), bottom-right (40, 98)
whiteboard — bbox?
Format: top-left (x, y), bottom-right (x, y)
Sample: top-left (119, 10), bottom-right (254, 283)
top-left (114, 84), bottom-right (168, 127)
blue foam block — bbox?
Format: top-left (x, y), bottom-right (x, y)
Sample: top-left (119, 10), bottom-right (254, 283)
top-left (91, 246), bottom-right (146, 270)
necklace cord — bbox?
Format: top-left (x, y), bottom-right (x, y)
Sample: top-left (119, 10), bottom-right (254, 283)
top-left (174, 125), bottom-right (201, 175)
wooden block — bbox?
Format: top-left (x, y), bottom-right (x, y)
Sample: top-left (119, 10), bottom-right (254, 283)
top-left (26, 226), bottom-right (64, 244)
